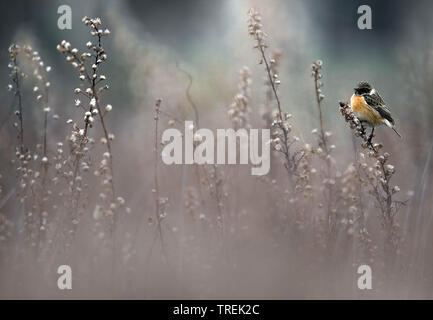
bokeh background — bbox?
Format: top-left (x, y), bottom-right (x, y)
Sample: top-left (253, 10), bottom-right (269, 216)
top-left (0, 0), bottom-right (432, 299)
top-left (1, 0), bottom-right (432, 172)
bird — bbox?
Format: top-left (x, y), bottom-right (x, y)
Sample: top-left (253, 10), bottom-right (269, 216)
top-left (350, 81), bottom-right (401, 143)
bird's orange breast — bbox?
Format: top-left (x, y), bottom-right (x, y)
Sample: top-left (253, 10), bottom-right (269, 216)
top-left (351, 95), bottom-right (383, 126)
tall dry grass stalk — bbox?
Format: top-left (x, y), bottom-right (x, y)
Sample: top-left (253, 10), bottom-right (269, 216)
top-left (7, 44), bottom-right (54, 256)
top-left (152, 98), bottom-right (168, 255)
top-left (339, 102), bottom-right (404, 257)
top-left (248, 8), bottom-right (314, 243)
top-left (57, 17), bottom-right (123, 252)
top-left (310, 60), bottom-right (339, 238)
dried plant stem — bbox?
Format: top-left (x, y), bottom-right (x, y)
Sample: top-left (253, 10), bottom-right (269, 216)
top-left (210, 163), bottom-right (224, 235)
top-left (16, 79), bottom-right (24, 153)
top-left (58, 18), bottom-right (117, 234)
top-left (339, 101), bottom-right (404, 253)
top-left (178, 66), bottom-right (208, 213)
top-left (313, 74), bottom-right (328, 155)
top-left (10, 54), bottom-right (25, 153)
top-left (37, 83), bottom-right (50, 255)
top-left (8, 45), bottom-right (34, 249)
top-left (93, 33), bottom-right (115, 203)
top-left (54, 17), bottom-right (119, 258)
top-left (175, 64), bottom-right (225, 234)
top-left (248, 9), bottom-right (298, 185)
top-left (95, 93), bottom-right (115, 196)
top-left (260, 47), bottom-right (282, 118)
top-left (351, 136), bottom-right (375, 263)
top-left (21, 45), bottom-right (51, 161)
top-left (262, 46), bottom-right (294, 179)
top-left (42, 85), bottom-right (49, 163)
top-left (70, 123), bottom-right (89, 212)
top-left (153, 99), bottom-right (166, 253)
top-left (176, 62), bottom-right (200, 128)
top-left (312, 61), bottom-right (335, 234)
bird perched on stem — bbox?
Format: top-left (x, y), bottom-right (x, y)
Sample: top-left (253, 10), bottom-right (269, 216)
top-left (350, 81), bottom-right (401, 143)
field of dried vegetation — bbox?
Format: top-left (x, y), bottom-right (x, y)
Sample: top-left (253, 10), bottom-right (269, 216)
top-left (0, 3), bottom-right (432, 299)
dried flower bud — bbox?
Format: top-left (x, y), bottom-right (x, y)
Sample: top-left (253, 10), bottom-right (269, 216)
top-left (386, 164), bottom-right (395, 174)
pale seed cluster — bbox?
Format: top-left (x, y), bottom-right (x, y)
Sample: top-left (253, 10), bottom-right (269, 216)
top-left (57, 16), bottom-right (120, 242)
top-left (227, 66), bottom-right (251, 130)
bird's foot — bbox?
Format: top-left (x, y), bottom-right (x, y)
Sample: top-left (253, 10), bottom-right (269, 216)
top-left (367, 129), bottom-right (375, 149)
top-left (367, 133), bottom-right (374, 144)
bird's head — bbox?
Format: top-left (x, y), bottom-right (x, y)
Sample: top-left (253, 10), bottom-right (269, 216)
top-left (354, 81), bottom-right (372, 95)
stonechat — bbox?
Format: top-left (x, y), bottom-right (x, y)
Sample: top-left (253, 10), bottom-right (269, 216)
top-left (350, 81), bottom-right (401, 141)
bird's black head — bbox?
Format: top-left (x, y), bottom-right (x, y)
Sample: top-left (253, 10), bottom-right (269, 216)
top-left (354, 81), bottom-right (372, 95)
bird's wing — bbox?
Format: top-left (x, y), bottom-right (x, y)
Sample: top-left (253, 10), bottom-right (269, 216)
top-left (363, 91), bottom-right (395, 125)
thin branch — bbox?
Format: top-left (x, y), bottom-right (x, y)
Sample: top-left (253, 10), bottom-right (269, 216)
top-left (176, 62), bottom-right (200, 128)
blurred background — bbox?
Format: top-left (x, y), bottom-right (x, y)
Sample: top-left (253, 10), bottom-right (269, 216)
top-left (0, 0), bottom-right (432, 299)
top-left (1, 0), bottom-right (432, 170)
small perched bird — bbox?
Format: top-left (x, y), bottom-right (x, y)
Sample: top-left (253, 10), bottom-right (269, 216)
top-left (350, 81), bottom-right (401, 142)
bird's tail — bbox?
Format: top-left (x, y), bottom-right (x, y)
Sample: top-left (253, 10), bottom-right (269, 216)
top-left (392, 127), bottom-right (402, 138)
top-left (383, 119), bottom-right (402, 138)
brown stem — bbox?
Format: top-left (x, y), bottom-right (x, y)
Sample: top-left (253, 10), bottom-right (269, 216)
top-left (176, 62), bottom-right (200, 128)
top-left (12, 57), bottom-right (24, 153)
top-left (313, 66), bottom-right (334, 233)
top-left (43, 86), bottom-right (49, 158)
top-left (93, 32), bottom-right (116, 202)
top-left (313, 73), bottom-right (328, 155)
top-left (153, 99), bottom-right (165, 252)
